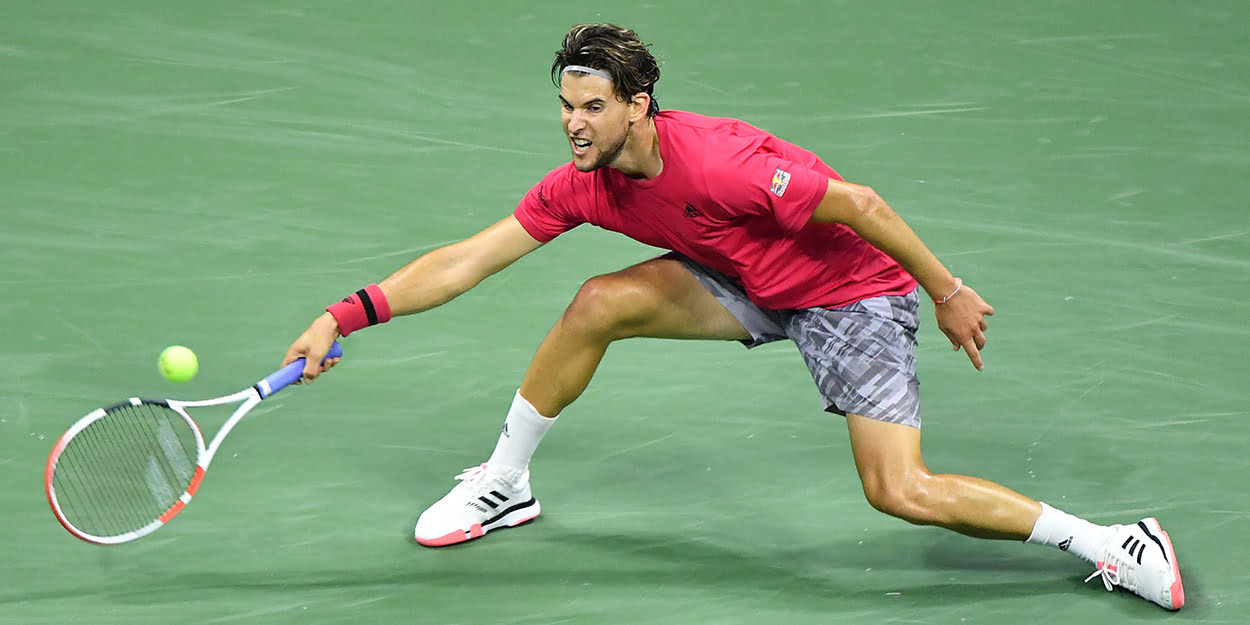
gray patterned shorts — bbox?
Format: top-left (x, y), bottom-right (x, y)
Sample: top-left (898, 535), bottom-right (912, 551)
top-left (670, 253), bottom-right (922, 428)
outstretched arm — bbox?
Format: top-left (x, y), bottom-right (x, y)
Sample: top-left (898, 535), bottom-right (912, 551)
top-left (284, 215), bottom-right (544, 379)
top-left (378, 215), bottom-right (545, 315)
top-left (809, 179), bottom-right (994, 370)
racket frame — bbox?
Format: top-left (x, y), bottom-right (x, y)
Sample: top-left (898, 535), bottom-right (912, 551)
top-left (45, 342), bottom-right (340, 545)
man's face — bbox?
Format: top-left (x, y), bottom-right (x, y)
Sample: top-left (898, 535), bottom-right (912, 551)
top-left (559, 72), bottom-right (633, 172)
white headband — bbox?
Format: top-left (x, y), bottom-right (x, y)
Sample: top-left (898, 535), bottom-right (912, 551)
top-left (561, 64), bottom-right (613, 82)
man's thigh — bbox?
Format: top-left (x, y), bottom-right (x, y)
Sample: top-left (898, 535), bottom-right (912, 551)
top-left (664, 252), bottom-right (791, 347)
top-left (787, 289), bottom-right (922, 427)
top-left (597, 255), bottom-right (753, 342)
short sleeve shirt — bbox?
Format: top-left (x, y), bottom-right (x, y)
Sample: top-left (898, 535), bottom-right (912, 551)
top-left (514, 110), bottom-right (917, 310)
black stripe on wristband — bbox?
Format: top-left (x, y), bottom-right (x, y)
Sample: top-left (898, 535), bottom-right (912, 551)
top-left (356, 288), bottom-right (378, 326)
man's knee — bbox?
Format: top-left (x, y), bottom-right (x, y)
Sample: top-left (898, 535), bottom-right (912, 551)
top-left (860, 471), bottom-right (940, 526)
top-left (563, 272), bottom-right (661, 338)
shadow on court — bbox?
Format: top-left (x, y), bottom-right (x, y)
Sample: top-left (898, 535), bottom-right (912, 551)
top-left (3, 522), bottom-right (1205, 623)
top-left (4, 527), bottom-right (1105, 604)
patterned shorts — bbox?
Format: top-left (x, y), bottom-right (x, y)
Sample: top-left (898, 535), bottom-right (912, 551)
top-left (669, 253), bottom-right (922, 428)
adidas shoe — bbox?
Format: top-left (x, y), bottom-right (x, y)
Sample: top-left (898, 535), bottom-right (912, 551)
top-left (414, 464), bottom-right (540, 547)
top-left (1085, 517), bottom-right (1184, 610)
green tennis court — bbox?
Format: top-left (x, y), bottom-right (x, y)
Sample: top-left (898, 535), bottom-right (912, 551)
top-left (2, 1), bottom-right (1246, 623)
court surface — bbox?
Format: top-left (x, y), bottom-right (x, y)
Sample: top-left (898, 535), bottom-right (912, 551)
top-left (2, 1), bottom-right (1247, 623)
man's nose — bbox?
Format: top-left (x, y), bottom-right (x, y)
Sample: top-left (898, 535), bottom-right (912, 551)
top-left (566, 110), bottom-right (587, 133)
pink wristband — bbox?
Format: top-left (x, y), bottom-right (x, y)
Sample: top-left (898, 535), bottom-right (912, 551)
top-left (326, 283), bottom-right (392, 336)
top-left (935, 278), bottom-right (963, 305)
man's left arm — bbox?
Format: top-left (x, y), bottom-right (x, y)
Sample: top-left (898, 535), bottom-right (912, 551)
top-left (809, 178), bottom-right (995, 370)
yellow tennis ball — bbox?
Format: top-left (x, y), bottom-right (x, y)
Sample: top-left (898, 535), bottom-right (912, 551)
top-left (158, 345), bottom-right (198, 383)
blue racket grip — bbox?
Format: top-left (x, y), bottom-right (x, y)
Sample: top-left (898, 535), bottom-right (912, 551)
top-left (256, 341), bottom-right (343, 399)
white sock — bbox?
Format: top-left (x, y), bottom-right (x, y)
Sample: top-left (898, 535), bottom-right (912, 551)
top-left (1026, 502), bottom-right (1114, 564)
top-left (485, 390), bottom-right (557, 475)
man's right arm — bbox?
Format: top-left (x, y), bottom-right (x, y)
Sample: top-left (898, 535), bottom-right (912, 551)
top-left (378, 214), bottom-right (544, 316)
top-left (286, 215), bottom-right (544, 378)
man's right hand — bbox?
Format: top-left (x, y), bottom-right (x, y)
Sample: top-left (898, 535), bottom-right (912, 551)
top-left (283, 312), bottom-right (342, 382)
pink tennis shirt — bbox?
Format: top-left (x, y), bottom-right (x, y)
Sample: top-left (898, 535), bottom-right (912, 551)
top-left (514, 110), bottom-right (917, 310)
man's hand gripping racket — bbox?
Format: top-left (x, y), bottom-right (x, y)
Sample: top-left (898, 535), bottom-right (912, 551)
top-left (44, 342), bottom-right (343, 545)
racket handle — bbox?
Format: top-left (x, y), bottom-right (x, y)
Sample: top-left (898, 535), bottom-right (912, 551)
top-left (256, 341), bottom-right (343, 399)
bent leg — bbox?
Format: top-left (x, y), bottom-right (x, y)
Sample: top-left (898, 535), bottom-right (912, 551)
top-left (520, 257), bottom-right (751, 416)
top-left (845, 413), bottom-right (1041, 540)
top-left (417, 257), bottom-right (749, 547)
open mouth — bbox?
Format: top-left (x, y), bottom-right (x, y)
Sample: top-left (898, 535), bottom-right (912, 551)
top-left (570, 137), bottom-right (592, 156)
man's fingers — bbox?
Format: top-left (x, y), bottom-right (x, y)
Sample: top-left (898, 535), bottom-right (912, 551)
top-left (962, 337), bottom-right (984, 370)
top-left (298, 347), bottom-right (329, 380)
top-left (944, 329), bottom-right (961, 350)
top-left (302, 359), bottom-right (320, 381)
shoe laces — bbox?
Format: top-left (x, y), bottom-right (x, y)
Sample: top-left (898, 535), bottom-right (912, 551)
top-left (454, 464), bottom-right (489, 484)
top-left (1085, 559), bottom-right (1122, 592)
top-left (451, 463), bottom-right (523, 492)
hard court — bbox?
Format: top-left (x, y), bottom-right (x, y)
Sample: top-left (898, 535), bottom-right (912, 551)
top-left (1, 1), bottom-right (1247, 623)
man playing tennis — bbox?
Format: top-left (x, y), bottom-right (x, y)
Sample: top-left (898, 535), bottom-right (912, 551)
top-left (283, 23), bottom-right (1183, 610)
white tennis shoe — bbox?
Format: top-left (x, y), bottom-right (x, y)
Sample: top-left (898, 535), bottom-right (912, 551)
top-left (1085, 517), bottom-right (1184, 610)
top-left (414, 463), bottom-right (540, 547)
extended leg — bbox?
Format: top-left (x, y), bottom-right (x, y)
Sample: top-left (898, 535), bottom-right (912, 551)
top-left (844, 414), bottom-right (1184, 610)
top-left (844, 413), bottom-right (1041, 539)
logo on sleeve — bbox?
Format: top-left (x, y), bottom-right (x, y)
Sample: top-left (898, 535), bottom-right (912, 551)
top-left (769, 168), bottom-right (792, 197)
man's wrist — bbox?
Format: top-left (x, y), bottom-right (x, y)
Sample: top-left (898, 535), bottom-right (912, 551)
top-left (318, 311), bottom-right (342, 337)
top-left (933, 277), bottom-right (963, 305)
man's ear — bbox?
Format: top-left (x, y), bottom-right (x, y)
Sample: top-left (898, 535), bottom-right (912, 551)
top-left (629, 92), bottom-right (652, 122)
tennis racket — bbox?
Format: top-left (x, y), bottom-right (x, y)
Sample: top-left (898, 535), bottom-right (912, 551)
top-left (45, 341), bottom-right (343, 545)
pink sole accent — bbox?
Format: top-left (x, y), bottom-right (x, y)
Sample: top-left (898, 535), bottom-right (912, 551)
top-left (511, 512), bottom-right (539, 527)
top-left (415, 512), bottom-right (540, 548)
top-left (416, 523), bottom-right (484, 547)
top-left (1146, 518), bottom-right (1184, 610)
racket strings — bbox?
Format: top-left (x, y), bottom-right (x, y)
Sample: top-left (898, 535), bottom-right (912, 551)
top-left (52, 403), bottom-right (200, 538)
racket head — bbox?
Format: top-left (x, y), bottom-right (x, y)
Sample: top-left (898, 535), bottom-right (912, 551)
top-left (45, 398), bottom-right (207, 545)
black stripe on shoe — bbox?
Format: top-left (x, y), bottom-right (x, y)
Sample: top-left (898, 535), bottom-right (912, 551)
top-left (482, 497), bottom-right (538, 527)
top-left (1138, 521), bottom-right (1170, 564)
top-left (478, 496), bottom-right (499, 510)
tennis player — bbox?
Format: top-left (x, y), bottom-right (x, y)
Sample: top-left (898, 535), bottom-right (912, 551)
top-left (283, 23), bottom-right (1183, 610)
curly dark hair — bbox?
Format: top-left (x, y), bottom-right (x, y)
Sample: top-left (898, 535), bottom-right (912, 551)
top-left (551, 23), bottom-right (661, 117)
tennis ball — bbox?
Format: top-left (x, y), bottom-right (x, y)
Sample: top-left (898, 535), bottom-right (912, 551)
top-left (158, 345), bottom-right (198, 383)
